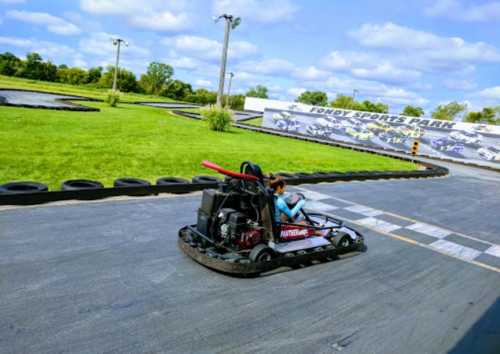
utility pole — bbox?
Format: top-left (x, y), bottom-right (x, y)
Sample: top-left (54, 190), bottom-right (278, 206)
top-left (112, 38), bottom-right (128, 92)
top-left (214, 14), bottom-right (241, 107)
top-left (226, 72), bottom-right (234, 108)
top-left (352, 89), bottom-right (359, 101)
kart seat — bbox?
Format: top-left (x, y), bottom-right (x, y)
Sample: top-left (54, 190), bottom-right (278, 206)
top-left (265, 187), bottom-right (281, 239)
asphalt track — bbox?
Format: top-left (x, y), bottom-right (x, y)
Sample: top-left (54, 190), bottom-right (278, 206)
top-left (1, 163), bottom-right (499, 353)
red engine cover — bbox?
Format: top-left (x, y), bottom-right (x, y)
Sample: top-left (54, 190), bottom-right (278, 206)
top-left (237, 229), bottom-right (262, 249)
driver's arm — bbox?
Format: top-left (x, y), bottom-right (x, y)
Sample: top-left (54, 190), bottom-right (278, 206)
top-left (276, 197), bottom-right (306, 221)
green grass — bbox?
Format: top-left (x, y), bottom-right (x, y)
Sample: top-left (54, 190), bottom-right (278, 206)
top-left (243, 117), bottom-right (263, 126)
top-left (0, 102), bottom-right (416, 189)
top-left (0, 75), bottom-right (174, 103)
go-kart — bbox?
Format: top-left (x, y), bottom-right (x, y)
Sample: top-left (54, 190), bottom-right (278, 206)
top-left (178, 161), bottom-right (365, 276)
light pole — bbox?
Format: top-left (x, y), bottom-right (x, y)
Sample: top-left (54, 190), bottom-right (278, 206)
top-left (112, 38), bottom-right (128, 92)
top-left (214, 14), bottom-right (241, 107)
top-left (226, 72), bottom-right (234, 108)
top-left (352, 89), bottom-right (359, 101)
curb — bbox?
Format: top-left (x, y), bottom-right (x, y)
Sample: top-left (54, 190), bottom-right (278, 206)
top-left (0, 88), bottom-right (101, 112)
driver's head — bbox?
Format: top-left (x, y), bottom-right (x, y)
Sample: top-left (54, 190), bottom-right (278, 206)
top-left (269, 174), bottom-right (286, 195)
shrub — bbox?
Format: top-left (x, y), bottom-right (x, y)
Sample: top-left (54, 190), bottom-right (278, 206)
top-left (200, 105), bottom-right (234, 132)
top-left (106, 90), bottom-right (121, 107)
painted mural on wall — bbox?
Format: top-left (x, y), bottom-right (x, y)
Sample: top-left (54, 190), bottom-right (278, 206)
top-left (259, 105), bottom-right (500, 165)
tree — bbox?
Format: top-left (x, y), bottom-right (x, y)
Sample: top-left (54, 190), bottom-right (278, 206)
top-left (296, 91), bottom-right (328, 106)
top-left (246, 85), bottom-right (268, 98)
top-left (464, 107), bottom-right (499, 125)
top-left (431, 101), bottom-right (467, 121)
top-left (85, 66), bottom-right (102, 84)
top-left (139, 62), bottom-right (174, 95)
top-left (331, 94), bottom-right (356, 109)
top-left (0, 52), bottom-right (22, 76)
top-left (401, 105), bottom-right (425, 117)
top-left (185, 88), bottom-right (217, 105)
top-left (358, 100), bottom-right (389, 113)
top-left (98, 66), bottom-right (139, 92)
top-left (161, 79), bottom-right (193, 100)
top-left (57, 67), bottom-right (87, 85)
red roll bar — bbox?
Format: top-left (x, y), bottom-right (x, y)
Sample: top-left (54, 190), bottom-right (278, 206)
top-left (202, 160), bottom-right (258, 181)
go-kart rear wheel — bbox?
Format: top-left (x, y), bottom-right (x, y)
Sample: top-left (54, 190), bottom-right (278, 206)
top-left (249, 244), bottom-right (274, 263)
top-left (333, 234), bottom-right (353, 252)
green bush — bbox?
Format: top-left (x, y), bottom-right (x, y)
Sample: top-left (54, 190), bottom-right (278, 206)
top-left (200, 105), bottom-right (234, 131)
top-left (106, 90), bottom-right (121, 107)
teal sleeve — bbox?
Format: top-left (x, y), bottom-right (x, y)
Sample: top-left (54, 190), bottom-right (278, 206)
top-left (276, 197), bottom-right (305, 220)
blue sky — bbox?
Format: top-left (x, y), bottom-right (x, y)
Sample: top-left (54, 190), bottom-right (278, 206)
top-left (1, 0), bottom-right (500, 114)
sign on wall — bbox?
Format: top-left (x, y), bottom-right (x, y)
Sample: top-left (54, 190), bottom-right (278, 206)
top-left (245, 98), bottom-right (500, 165)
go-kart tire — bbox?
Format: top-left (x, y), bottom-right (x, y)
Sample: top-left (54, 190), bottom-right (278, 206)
top-left (114, 177), bottom-right (151, 187)
top-left (249, 244), bottom-right (274, 262)
top-left (156, 177), bottom-right (190, 185)
top-left (61, 179), bottom-right (103, 191)
top-left (0, 181), bottom-right (48, 194)
top-left (275, 172), bottom-right (297, 179)
top-left (191, 175), bottom-right (221, 184)
top-left (332, 234), bottom-right (353, 252)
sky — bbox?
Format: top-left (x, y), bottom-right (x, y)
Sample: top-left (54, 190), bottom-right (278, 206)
top-left (1, 0), bottom-right (500, 115)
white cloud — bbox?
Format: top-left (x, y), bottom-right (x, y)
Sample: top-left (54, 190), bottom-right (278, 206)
top-left (287, 87), bottom-right (306, 97)
top-left (129, 11), bottom-right (189, 31)
top-left (292, 66), bottom-right (330, 80)
top-left (195, 79), bottom-right (212, 87)
top-left (6, 10), bottom-right (81, 35)
top-left (237, 58), bottom-right (295, 75)
top-left (424, 0), bottom-right (500, 22)
top-left (213, 0), bottom-right (298, 23)
top-left (0, 0), bottom-right (26, 3)
top-left (163, 35), bottom-right (258, 61)
top-left (79, 32), bottom-right (150, 58)
top-left (80, 0), bottom-right (193, 32)
top-left (476, 86), bottom-right (500, 100)
top-left (350, 22), bottom-right (500, 62)
top-left (443, 79), bottom-right (477, 91)
top-left (351, 63), bottom-right (422, 84)
top-left (0, 36), bottom-right (32, 47)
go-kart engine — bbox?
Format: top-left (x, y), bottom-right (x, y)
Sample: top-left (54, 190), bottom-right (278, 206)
top-left (217, 208), bottom-right (262, 249)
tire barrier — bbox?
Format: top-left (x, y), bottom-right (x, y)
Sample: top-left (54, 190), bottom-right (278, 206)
top-left (156, 177), bottom-right (190, 185)
top-left (192, 175), bottom-right (221, 184)
top-left (114, 178), bottom-right (151, 188)
top-left (61, 179), bottom-right (104, 191)
top-left (0, 181), bottom-right (48, 194)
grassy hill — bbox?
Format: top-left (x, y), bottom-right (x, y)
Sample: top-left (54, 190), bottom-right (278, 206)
top-left (0, 78), bottom-right (416, 190)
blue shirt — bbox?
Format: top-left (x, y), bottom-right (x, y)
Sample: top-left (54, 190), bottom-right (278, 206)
top-left (274, 194), bottom-right (306, 222)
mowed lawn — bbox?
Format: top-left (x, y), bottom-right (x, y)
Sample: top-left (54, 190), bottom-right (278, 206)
top-left (0, 102), bottom-right (416, 189)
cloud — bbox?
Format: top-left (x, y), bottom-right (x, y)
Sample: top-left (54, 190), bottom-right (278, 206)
top-left (476, 86), bottom-right (500, 100)
top-left (195, 79), bottom-right (213, 88)
top-left (292, 66), bottom-right (330, 80)
top-left (237, 58), bottom-right (295, 75)
top-left (424, 0), bottom-right (500, 22)
top-left (163, 35), bottom-right (258, 61)
top-left (79, 32), bottom-right (150, 58)
top-left (213, 0), bottom-right (298, 23)
top-left (350, 22), bottom-right (500, 63)
top-left (351, 63), bottom-right (422, 84)
top-left (6, 10), bottom-right (81, 35)
top-left (443, 79), bottom-right (477, 91)
top-left (0, 36), bottom-right (32, 47)
top-left (80, 0), bottom-right (193, 32)
top-left (287, 87), bottom-right (306, 97)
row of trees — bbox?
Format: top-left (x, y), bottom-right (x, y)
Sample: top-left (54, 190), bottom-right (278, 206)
top-left (1, 52), bottom-right (498, 123)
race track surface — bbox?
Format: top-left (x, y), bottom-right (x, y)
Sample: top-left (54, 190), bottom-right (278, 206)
top-left (0, 90), bottom-right (92, 109)
top-left (1, 163), bottom-right (499, 354)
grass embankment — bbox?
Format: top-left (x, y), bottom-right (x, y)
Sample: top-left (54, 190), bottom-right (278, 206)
top-left (0, 75), bottom-right (173, 103)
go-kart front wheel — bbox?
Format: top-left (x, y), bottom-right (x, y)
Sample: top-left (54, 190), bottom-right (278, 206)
top-left (249, 244), bottom-right (275, 262)
top-left (332, 234), bottom-right (353, 252)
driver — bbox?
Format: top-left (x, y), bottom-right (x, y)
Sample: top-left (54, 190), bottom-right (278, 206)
top-left (268, 174), bottom-right (305, 223)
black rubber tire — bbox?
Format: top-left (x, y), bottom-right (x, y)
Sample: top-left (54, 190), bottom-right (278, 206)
top-left (294, 172), bottom-right (312, 178)
top-left (114, 177), bottom-right (151, 187)
top-left (332, 234), bottom-right (353, 252)
top-left (191, 175), bottom-right (221, 184)
top-left (249, 244), bottom-right (275, 262)
top-left (0, 181), bottom-right (48, 194)
top-left (156, 177), bottom-right (190, 185)
top-left (61, 179), bottom-right (103, 191)
top-left (275, 172), bottom-right (297, 179)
